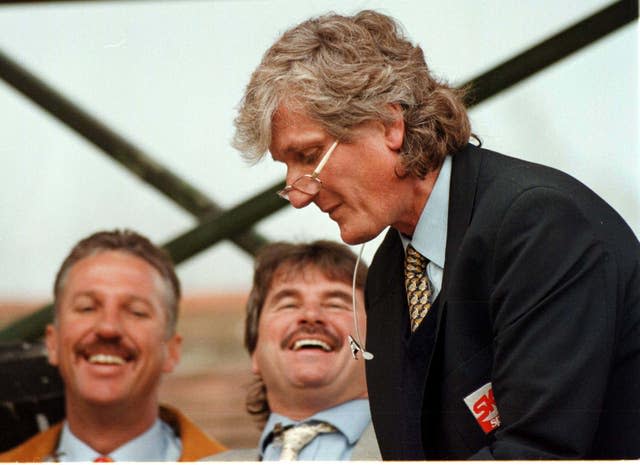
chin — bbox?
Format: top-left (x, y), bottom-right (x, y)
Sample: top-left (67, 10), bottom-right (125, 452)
top-left (74, 384), bottom-right (129, 407)
top-left (339, 228), bottom-right (375, 246)
top-left (291, 369), bottom-right (333, 388)
top-left (338, 216), bottom-right (385, 245)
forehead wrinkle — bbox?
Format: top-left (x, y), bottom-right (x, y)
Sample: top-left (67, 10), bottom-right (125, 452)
top-left (271, 108), bottom-right (327, 155)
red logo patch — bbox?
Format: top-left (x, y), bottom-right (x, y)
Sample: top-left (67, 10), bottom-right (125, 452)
top-left (463, 382), bottom-right (501, 434)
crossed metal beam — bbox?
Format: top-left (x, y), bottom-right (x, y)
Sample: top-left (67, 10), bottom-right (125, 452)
top-left (0, 0), bottom-right (636, 341)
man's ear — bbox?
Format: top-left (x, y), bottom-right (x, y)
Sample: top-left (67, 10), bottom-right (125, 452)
top-left (251, 351), bottom-right (261, 376)
top-left (162, 333), bottom-right (182, 374)
top-left (384, 103), bottom-right (405, 151)
top-left (45, 324), bottom-right (59, 366)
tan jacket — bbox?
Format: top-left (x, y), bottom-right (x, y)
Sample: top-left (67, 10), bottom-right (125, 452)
top-left (0, 405), bottom-right (225, 462)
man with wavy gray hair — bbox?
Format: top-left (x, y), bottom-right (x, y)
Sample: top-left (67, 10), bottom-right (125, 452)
top-left (232, 9), bottom-right (640, 460)
top-left (211, 240), bottom-right (380, 461)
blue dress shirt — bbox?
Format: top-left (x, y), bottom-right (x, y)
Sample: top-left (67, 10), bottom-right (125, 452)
top-left (399, 155), bottom-right (451, 301)
top-left (260, 399), bottom-right (372, 460)
top-left (55, 418), bottom-right (182, 461)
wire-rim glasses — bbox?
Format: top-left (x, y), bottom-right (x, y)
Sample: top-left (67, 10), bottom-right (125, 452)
top-left (277, 140), bottom-right (339, 202)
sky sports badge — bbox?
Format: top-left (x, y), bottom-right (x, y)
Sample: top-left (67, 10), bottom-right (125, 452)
top-left (463, 382), bottom-right (501, 434)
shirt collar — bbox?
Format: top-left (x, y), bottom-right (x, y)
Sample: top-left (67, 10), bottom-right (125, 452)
top-left (57, 417), bottom-right (181, 461)
top-left (259, 398), bottom-right (371, 452)
top-left (399, 155), bottom-right (451, 268)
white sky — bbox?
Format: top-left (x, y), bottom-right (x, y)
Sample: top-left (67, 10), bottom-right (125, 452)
top-left (0, 0), bottom-right (637, 300)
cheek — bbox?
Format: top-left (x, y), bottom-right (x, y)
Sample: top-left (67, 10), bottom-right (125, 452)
top-left (251, 316), bottom-right (290, 372)
top-left (334, 314), bottom-right (358, 334)
top-left (56, 327), bottom-right (83, 353)
top-left (258, 315), bottom-right (290, 343)
top-left (140, 331), bottom-right (171, 357)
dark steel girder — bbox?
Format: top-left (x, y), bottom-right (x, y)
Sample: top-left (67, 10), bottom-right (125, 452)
top-left (0, 48), bottom-right (272, 256)
top-left (0, 0), bottom-right (636, 341)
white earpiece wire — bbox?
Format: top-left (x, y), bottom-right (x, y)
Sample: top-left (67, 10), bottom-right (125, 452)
top-left (349, 243), bottom-right (373, 360)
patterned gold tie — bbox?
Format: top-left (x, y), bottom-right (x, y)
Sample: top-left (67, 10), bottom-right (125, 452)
top-left (404, 244), bottom-right (433, 332)
top-left (276, 421), bottom-right (336, 460)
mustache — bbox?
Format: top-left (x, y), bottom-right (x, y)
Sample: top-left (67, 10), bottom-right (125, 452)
top-left (77, 339), bottom-right (138, 360)
top-left (280, 323), bottom-right (343, 350)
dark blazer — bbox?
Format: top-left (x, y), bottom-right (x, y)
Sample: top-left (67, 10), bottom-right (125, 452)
top-left (365, 144), bottom-right (640, 459)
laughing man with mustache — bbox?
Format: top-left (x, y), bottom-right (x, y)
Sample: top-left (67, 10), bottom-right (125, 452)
top-left (209, 241), bottom-right (381, 461)
top-left (0, 230), bottom-right (225, 462)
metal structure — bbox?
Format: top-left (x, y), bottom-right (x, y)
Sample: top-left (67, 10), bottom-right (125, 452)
top-left (0, 341), bottom-right (65, 452)
top-left (0, 0), bottom-right (637, 342)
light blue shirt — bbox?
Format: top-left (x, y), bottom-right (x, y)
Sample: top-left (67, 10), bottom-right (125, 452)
top-left (54, 418), bottom-right (182, 461)
top-left (399, 155), bottom-right (451, 301)
top-left (260, 399), bottom-right (372, 460)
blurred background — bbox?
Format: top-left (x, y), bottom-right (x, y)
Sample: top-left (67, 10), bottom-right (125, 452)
top-left (0, 0), bottom-right (637, 449)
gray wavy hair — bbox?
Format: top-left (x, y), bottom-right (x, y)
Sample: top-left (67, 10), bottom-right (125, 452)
top-left (233, 10), bottom-right (471, 178)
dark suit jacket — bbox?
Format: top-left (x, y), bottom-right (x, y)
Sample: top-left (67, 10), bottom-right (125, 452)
top-left (365, 144), bottom-right (640, 459)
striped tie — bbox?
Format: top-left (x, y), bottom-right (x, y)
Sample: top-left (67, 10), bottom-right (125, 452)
top-left (404, 244), bottom-right (433, 332)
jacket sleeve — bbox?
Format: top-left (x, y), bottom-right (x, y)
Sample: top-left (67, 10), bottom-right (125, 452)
top-left (470, 186), bottom-right (617, 459)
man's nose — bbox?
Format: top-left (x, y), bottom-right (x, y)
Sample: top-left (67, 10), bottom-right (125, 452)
top-left (288, 190), bottom-right (316, 209)
top-left (94, 307), bottom-right (123, 338)
top-left (299, 304), bottom-right (325, 324)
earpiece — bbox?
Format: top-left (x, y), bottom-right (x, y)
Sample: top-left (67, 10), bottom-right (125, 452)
top-left (349, 243), bottom-right (374, 361)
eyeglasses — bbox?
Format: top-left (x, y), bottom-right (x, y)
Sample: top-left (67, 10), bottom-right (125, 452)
top-left (277, 140), bottom-right (339, 202)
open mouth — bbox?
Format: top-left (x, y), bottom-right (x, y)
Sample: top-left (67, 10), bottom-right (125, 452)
top-left (291, 338), bottom-right (332, 352)
top-left (281, 325), bottom-right (342, 353)
top-left (79, 344), bottom-right (135, 366)
top-left (87, 353), bottom-right (127, 365)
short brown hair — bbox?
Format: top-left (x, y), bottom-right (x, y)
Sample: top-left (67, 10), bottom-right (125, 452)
top-left (53, 229), bottom-right (181, 335)
top-left (234, 10), bottom-right (471, 178)
top-left (245, 240), bottom-right (368, 426)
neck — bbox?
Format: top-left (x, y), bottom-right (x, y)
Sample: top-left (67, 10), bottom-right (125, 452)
top-left (64, 397), bottom-right (158, 455)
top-left (392, 165), bottom-right (441, 237)
top-left (268, 386), bottom-right (368, 421)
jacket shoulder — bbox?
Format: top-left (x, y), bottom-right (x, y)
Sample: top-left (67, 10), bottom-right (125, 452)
top-left (159, 405), bottom-right (226, 461)
top-left (0, 423), bottom-right (62, 462)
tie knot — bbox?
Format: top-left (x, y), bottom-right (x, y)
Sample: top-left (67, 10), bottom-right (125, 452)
top-left (405, 245), bottom-right (427, 271)
top-left (275, 421), bottom-right (336, 460)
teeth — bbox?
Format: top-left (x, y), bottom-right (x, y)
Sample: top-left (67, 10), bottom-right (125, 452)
top-left (292, 339), bottom-right (331, 352)
top-left (88, 354), bottom-right (126, 365)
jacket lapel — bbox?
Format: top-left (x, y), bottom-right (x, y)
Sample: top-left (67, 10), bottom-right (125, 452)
top-left (442, 144), bottom-right (483, 297)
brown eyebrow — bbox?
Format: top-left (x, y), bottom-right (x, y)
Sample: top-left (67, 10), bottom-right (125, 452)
top-left (272, 134), bottom-right (326, 158)
top-left (291, 140), bottom-right (324, 151)
top-left (70, 291), bottom-right (153, 308)
top-left (268, 288), bottom-right (303, 304)
top-left (70, 291), bottom-right (99, 302)
top-left (267, 288), bottom-right (353, 306)
top-left (322, 290), bottom-right (353, 303)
